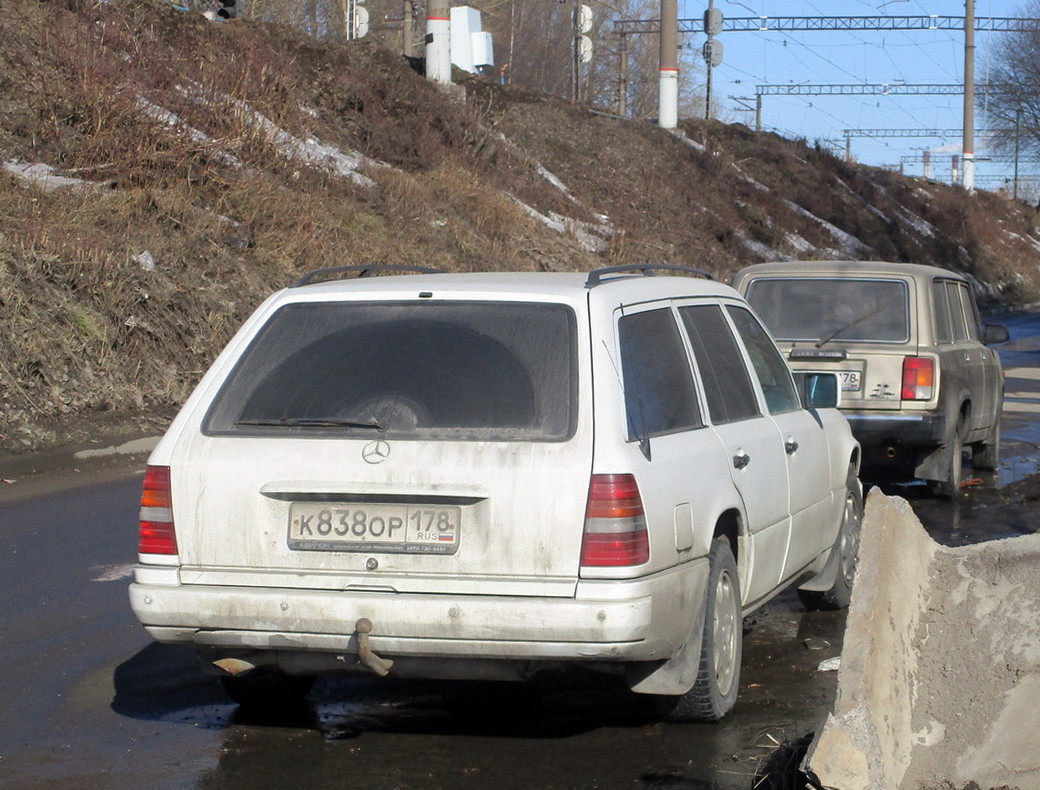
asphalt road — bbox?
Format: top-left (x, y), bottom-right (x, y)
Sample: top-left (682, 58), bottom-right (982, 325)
top-left (2, 310), bottom-right (1039, 790)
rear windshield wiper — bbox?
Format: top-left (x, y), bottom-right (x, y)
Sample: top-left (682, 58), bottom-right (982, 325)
top-left (815, 306), bottom-right (884, 348)
top-left (235, 416), bottom-right (389, 431)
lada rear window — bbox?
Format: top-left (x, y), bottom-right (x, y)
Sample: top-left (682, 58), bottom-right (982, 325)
top-left (203, 301), bottom-right (577, 441)
top-left (745, 277), bottom-right (910, 344)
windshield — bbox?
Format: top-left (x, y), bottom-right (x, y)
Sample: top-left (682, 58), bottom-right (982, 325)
top-left (204, 301), bottom-right (577, 441)
top-left (745, 277), bottom-right (910, 344)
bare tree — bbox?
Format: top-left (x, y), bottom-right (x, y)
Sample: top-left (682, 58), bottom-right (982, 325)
top-left (980, 0), bottom-right (1040, 159)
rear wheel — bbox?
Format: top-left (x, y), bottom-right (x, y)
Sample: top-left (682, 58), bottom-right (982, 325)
top-left (932, 416), bottom-right (966, 498)
top-left (660, 538), bottom-right (741, 722)
top-left (972, 420), bottom-right (1000, 472)
top-left (799, 468), bottom-right (862, 611)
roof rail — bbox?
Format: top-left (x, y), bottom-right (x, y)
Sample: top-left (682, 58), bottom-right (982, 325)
top-left (585, 264), bottom-right (715, 288)
top-left (291, 264), bottom-right (443, 288)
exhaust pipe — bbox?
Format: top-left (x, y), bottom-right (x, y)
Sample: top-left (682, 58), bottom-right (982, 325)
top-left (885, 445), bottom-right (900, 459)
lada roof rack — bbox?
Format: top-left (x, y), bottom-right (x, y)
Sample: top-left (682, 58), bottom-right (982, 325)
top-left (292, 264), bottom-right (443, 288)
top-left (585, 264), bottom-right (715, 288)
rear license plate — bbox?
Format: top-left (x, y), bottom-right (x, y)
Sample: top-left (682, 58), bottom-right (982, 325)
top-left (288, 503), bottom-right (461, 554)
top-left (838, 371), bottom-right (861, 392)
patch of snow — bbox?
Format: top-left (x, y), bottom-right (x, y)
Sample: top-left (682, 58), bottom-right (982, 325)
top-left (514, 199), bottom-right (610, 253)
top-left (784, 199), bottom-right (874, 258)
top-left (3, 160), bottom-right (110, 193)
top-left (136, 96), bottom-right (244, 168)
top-left (897, 206), bottom-right (938, 238)
top-left (177, 85), bottom-right (381, 186)
top-left (735, 230), bottom-right (780, 261)
top-left (680, 136), bottom-right (706, 154)
top-left (785, 232), bottom-right (816, 254)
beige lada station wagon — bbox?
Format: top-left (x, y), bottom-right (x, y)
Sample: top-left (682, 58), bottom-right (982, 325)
top-left (733, 260), bottom-right (1008, 496)
top-left (130, 264), bottom-right (861, 722)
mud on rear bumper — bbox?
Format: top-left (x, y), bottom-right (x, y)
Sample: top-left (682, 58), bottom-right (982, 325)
top-left (129, 559), bottom-right (709, 676)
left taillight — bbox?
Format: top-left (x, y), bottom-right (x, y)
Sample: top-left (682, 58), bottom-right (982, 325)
top-left (580, 474), bottom-right (650, 567)
top-left (901, 356), bottom-right (935, 401)
top-left (138, 465), bottom-right (178, 555)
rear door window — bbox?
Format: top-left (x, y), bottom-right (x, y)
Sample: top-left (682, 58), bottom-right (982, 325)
top-left (618, 308), bottom-right (703, 439)
top-left (745, 277), bottom-right (910, 343)
top-left (679, 304), bottom-right (760, 424)
top-left (945, 281), bottom-right (971, 341)
top-left (204, 301), bottom-right (577, 441)
top-left (726, 306), bottom-right (802, 415)
top-left (932, 281), bottom-right (954, 343)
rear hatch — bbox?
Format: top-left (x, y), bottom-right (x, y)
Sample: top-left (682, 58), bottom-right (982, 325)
top-left (742, 275), bottom-right (919, 409)
top-left (167, 295), bottom-right (592, 598)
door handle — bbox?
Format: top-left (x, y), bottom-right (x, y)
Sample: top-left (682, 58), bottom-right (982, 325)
top-left (733, 452), bottom-right (750, 470)
top-left (785, 440), bottom-right (799, 455)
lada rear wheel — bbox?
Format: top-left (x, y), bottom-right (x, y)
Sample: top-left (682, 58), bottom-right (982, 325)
top-left (932, 417), bottom-right (966, 498)
top-left (661, 537), bottom-right (742, 722)
top-left (971, 421), bottom-right (1000, 472)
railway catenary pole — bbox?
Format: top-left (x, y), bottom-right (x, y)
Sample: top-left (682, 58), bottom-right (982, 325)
top-left (658, 0), bottom-right (678, 128)
top-left (963, 0), bottom-right (976, 191)
top-left (425, 0), bottom-right (451, 84)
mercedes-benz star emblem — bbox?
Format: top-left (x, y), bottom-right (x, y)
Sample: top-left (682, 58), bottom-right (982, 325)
top-left (362, 440), bottom-right (390, 464)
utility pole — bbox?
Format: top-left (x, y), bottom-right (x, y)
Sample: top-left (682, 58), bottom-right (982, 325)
top-left (402, 0), bottom-right (414, 56)
top-left (658, 0), bottom-right (678, 128)
top-left (618, 32), bottom-right (629, 116)
top-left (425, 0), bottom-right (451, 85)
top-left (963, 0), bottom-right (975, 191)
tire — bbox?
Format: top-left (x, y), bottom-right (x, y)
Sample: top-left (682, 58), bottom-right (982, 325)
top-left (972, 420), bottom-right (1000, 472)
top-left (931, 416), bottom-right (966, 499)
top-left (799, 468), bottom-right (862, 611)
top-left (661, 538), bottom-right (742, 722)
top-left (221, 668), bottom-right (315, 710)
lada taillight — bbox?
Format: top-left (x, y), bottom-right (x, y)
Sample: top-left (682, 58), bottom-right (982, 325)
top-left (580, 474), bottom-right (649, 567)
top-left (138, 465), bottom-right (178, 555)
top-left (901, 357), bottom-right (935, 401)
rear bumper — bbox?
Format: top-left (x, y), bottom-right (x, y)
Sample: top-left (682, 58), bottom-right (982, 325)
top-left (129, 558), bottom-right (709, 669)
top-left (842, 409), bottom-right (946, 450)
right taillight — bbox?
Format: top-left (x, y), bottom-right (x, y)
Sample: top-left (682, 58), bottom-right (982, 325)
top-left (138, 465), bottom-right (178, 555)
top-left (580, 474), bottom-right (649, 567)
top-left (901, 357), bottom-right (935, 401)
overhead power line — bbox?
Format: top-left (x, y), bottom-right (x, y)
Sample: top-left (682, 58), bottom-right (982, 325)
top-left (844, 129), bottom-right (998, 138)
top-left (754, 83), bottom-right (1038, 96)
top-left (613, 15), bottom-right (1040, 36)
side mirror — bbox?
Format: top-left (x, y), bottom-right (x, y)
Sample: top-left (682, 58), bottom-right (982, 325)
top-left (983, 324), bottom-right (1009, 345)
top-left (795, 371), bottom-right (841, 409)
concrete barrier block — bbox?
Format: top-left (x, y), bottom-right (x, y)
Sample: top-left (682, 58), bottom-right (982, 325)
top-left (805, 487), bottom-right (1040, 790)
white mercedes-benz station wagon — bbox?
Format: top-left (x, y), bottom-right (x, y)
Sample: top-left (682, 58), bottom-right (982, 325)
top-left (130, 264), bottom-right (861, 721)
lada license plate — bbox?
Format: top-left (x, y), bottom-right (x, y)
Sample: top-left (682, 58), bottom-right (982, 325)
top-left (838, 371), bottom-right (861, 392)
top-left (288, 503), bottom-right (460, 554)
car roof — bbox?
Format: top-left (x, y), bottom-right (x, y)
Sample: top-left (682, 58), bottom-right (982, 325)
top-left (278, 270), bottom-right (741, 304)
top-left (733, 260), bottom-right (969, 284)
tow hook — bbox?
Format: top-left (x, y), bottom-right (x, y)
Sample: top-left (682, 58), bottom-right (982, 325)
top-left (355, 617), bottom-right (394, 676)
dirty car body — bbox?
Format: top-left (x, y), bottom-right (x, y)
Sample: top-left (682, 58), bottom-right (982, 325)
top-left (733, 261), bottom-right (1007, 495)
top-left (130, 266), bottom-right (861, 721)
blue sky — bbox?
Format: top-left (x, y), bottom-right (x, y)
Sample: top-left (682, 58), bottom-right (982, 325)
top-left (676, 0), bottom-right (1027, 192)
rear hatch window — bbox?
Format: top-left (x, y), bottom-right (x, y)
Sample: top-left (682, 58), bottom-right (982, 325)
top-left (204, 301), bottom-right (577, 441)
top-left (746, 278), bottom-right (910, 344)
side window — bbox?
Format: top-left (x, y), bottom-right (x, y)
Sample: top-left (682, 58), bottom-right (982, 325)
top-left (618, 308), bottom-right (703, 439)
top-left (932, 281), bottom-right (954, 344)
top-left (726, 306), bottom-right (801, 415)
top-left (679, 305), bottom-right (760, 424)
top-left (945, 282), bottom-right (970, 341)
top-left (956, 283), bottom-right (981, 342)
